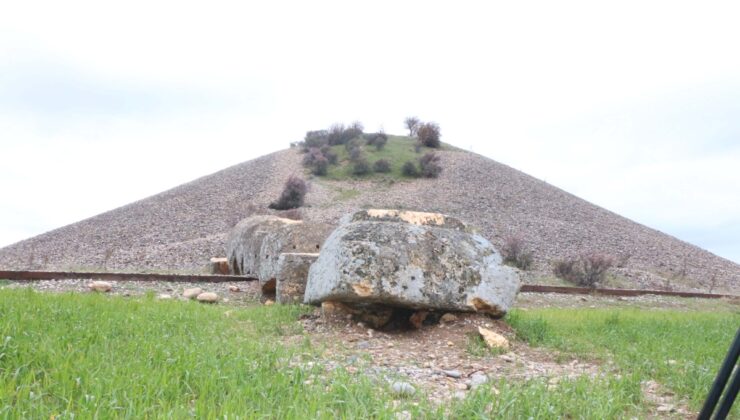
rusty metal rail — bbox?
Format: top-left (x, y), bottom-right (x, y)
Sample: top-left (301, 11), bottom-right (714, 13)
top-left (0, 270), bottom-right (254, 283)
top-left (519, 284), bottom-right (737, 299)
top-left (0, 270), bottom-right (737, 299)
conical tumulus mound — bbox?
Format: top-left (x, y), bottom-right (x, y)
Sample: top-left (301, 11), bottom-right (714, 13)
top-left (0, 137), bottom-right (737, 293)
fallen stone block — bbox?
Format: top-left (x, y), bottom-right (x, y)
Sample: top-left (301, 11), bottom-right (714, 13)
top-left (304, 209), bottom-right (521, 317)
top-left (276, 252), bottom-right (318, 304)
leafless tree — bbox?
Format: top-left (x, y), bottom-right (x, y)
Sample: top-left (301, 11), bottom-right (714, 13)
top-left (404, 117), bottom-right (420, 136)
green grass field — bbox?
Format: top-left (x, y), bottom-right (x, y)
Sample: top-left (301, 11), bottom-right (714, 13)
top-left (0, 288), bottom-right (737, 418)
top-left (321, 136), bottom-right (450, 181)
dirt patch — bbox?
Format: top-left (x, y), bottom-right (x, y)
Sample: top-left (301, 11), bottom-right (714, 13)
top-left (292, 309), bottom-right (603, 403)
top-left (642, 379), bottom-right (693, 419)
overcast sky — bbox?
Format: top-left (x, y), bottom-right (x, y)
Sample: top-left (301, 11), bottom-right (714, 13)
top-left (1, 1), bottom-right (739, 263)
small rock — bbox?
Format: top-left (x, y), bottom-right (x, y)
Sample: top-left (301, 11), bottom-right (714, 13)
top-left (656, 404), bottom-right (674, 413)
top-left (453, 391), bottom-right (467, 400)
top-left (88, 281), bottom-right (112, 293)
top-left (499, 353), bottom-right (515, 363)
top-left (196, 292), bottom-right (219, 303)
top-left (391, 382), bottom-right (416, 396)
top-left (470, 372), bottom-right (488, 389)
top-left (447, 341), bottom-right (454, 347)
top-left (228, 285), bottom-right (240, 292)
top-left (443, 370), bottom-right (462, 379)
top-left (478, 326), bottom-right (509, 350)
top-left (395, 410), bottom-right (412, 420)
top-left (356, 341), bottom-right (371, 350)
top-left (454, 382), bottom-right (468, 391)
top-left (264, 299), bottom-right (275, 306)
top-left (440, 313), bottom-right (458, 323)
top-left (183, 287), bottom-right (203, 299)
top-left (157, 294), bottom-right (172, 300)
top-left (409, 310), bottom-right (428, 329)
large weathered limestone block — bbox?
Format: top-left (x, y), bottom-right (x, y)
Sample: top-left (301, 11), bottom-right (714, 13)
top-left (226, 215), bottom-right (299, 277)
top-left (276, 253), bottom-right (319, 304)
top-left (225, 215), bottom-right (332, 293)
top-left (304, 209), bottom-right (521, 316)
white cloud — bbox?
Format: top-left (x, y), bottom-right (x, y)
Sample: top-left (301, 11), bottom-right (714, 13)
top-left (1, 0), bottom-right (739, 262)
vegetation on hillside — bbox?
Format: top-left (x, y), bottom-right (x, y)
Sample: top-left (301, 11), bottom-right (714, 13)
top-left (293, 119), bottom-right (445, 180)
top-left (269, 176), bottom-right (307, 210)
top-left (553, 253), bottom-right (615, 288)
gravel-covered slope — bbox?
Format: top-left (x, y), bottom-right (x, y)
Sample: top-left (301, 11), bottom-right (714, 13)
top-left (1, 147), bottom-right (737, 293)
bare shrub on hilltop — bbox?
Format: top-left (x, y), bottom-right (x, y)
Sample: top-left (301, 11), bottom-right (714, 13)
top-left (328, 122), bottom-right (364, 146)
top-left (365, 131), bottom-right (388, 150)
top-left (373, 159), bottom-right (391, 173)
top-left (319, 145), bottom-right (338, 164)
top-left (416, 122), bottom-right (441, 148)
top-left (351, 158), bottom-right (372, 176)
top-left (269, 176), bottom-right (307, 210)
top-left (553, 253), bottom-right (614, 288)
top-left (502, 236), bottom-right (534, 270)
top-left (302, 130), bottom-right (329, 151)
top-left (402, 160), bottom-right (419, 177)
top-left (419, 152), bottom-right (443, 178)
top-left (404, 116), bottom-right (420, 136)
top-left (302, 148), bottom-right (330, 175)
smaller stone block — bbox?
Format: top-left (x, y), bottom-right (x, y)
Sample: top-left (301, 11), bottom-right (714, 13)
top-left (276, 253), bottom-right (319, 304)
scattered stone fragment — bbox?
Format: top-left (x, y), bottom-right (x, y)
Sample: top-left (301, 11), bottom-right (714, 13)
top-left (409, 311), bottom-right (428, 329)
top-left (440, 313), bottom-right (458, 323)
top-left (264, 299), bottom-right (275, 306)
top-left (442, 370), bottom-right (462, 379)
top-left (499, 353), bottom-right (515, 363)
top-left (196, 292), bottom-right (218, 303)
top-left (356, 341), bottom-right (371, 350)
top-left (228, 285), bottom-right (240, 292)
top-left (391, 381), bottom-right (416, 396)
top-left (88, 281), bottom-right (112, 293)
top-left (470, 372), bottom-right (488, 389)
top-left (453, 391), bottom-right (467, 400)
top-left (157, 294), bottom-right (172, 300)
top-left (656, 404), bottom-right (674, 413)
top-left (454, 383), bottom-right (468, 391)
top-left (478, 326), bottom-right (510, 350)
top-left (208, 257), bottom-right (230, 275)
top-left (183, 287), bottom-right (203, 299)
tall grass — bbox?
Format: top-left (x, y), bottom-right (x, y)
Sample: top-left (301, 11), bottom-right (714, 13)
top-left (0, 289), bottom-right (424, 418)
top-left (1, 288), bottom-right (737, 418)
top-left (506, 307), bottom-right (740, 412)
